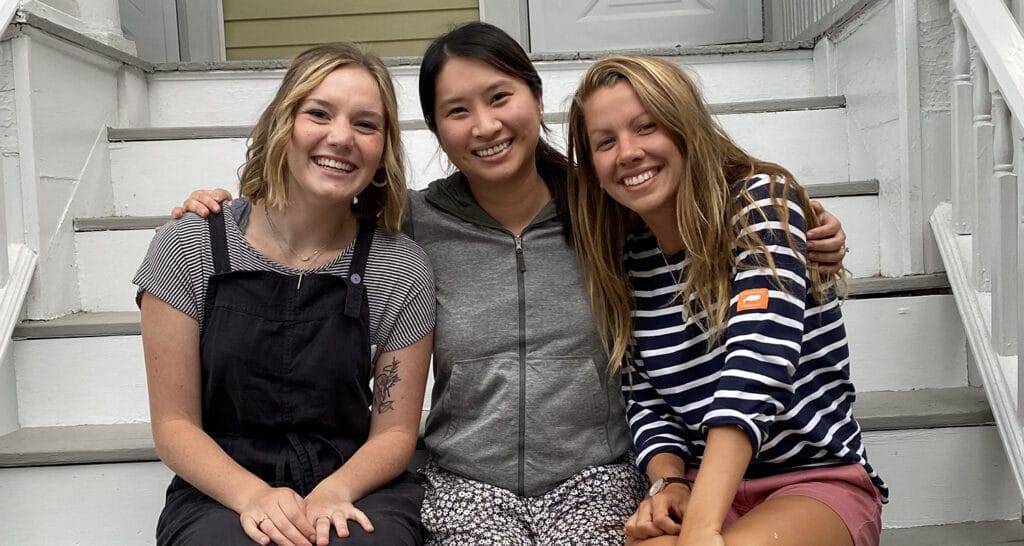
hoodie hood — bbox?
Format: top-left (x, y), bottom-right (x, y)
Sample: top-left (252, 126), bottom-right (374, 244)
top-left (422, 171), bottom-right (558, 232)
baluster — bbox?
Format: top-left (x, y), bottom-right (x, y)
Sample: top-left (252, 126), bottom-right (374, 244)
top-left (952, 13), bottom-right (975, 235)
top-left (973, 48), bottom-right (995, 291)
top-left (0, 161), bottom-right (7, 289)
top-left (992, 92), bottom-right (1018, 356)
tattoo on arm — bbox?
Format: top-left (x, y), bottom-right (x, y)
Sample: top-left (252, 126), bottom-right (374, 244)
top-left (373, 357), bottom-right (401, 414)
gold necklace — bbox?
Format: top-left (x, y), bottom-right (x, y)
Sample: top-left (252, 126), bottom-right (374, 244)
top-left (263, 201), bottom-right (349, 289)
top-left (263, 201), bottom-right (332, 263)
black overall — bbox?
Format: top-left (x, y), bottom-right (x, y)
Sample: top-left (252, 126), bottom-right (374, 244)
top-left (156, 211), bottom-right (424, 545)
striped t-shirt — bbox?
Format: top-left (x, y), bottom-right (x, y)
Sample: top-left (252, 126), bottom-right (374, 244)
top-left (134, 198), bottom-right (435, 354)
top-left (624, 174), bottom-right (887, 500)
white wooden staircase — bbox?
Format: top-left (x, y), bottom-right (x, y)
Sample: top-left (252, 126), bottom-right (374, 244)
top-left (0, 1), bottom-right (1021, 544)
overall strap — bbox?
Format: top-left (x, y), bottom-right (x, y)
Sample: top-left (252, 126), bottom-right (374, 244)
top-left (344, 220), bottom-right (376, 319)
top-left (208, 211), bottom-right (232, 274)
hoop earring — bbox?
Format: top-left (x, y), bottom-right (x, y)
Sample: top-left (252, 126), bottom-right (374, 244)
top-left (371, 167), bottom-right (388, 188)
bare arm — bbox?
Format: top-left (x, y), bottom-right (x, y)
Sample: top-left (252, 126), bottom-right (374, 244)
top-left (676, 426), bottom-right (752, 546)
top-left (141, 293), bottom-right (315, 546)
top-left (304, 332), bottom-right (433, 545)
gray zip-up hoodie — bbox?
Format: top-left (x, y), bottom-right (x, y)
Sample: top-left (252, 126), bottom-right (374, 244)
top-left (406, 172), bottom-right (632, 497)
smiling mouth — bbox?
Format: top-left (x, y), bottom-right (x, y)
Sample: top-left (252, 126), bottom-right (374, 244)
top-left (314, 156), bottom-right (355, 173)
top-left (474, 140), bottom-right (511, 158)
top-left (622, 168), bottom-right (658, 186)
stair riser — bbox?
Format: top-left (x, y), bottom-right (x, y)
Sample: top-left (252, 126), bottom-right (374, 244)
top-left (867, 426), bottom-right (1022, 529)
top-left (0, 426), bottom-right (1009, 544)
top-left (110, 108), bottom-right (850, 216)
top-left (13, 294), bottom-right (965, 426)
top-left (147, 53), bottom-right (815, 127)
top-left (74, 199), bottom-right (878, 319)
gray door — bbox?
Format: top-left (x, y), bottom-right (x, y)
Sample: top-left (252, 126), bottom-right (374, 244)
top-left (528, 0), bottom-right (763, 53)
top-left (119, 0), bottom-right (224, 62)
top-left (119, 0), bottom-right (180, 63)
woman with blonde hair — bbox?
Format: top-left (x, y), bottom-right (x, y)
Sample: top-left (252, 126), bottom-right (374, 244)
top-left (567, 55), bottom-right (885, 546)
top-left (136, 42), bottom-right (434, 546)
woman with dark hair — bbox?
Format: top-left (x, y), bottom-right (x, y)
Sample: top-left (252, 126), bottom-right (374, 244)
top-left (174, 23), bottom-right (850, 545)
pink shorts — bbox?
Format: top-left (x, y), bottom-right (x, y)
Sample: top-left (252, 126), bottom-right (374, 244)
top-left (684, 464), bottom-right (882, 546)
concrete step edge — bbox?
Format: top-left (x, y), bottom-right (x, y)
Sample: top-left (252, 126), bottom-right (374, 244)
top-left (880, 519), bottom-right (1024, 545)
top-left (73, 179), bottom-right (880, 234)
top-left (14, 311), bottom-right (140, 339)
top-left (152, 41), bottom-right (815, 73)
top-left (14, 273), bottom-right (949, 340)
top-left (107, 96), bottom-right (847, 142)
top-left (0, 387), bottom-right (991, 468)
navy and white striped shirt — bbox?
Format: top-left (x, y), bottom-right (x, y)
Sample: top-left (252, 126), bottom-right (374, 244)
top-left (624, 174), bottom-right (887, 501)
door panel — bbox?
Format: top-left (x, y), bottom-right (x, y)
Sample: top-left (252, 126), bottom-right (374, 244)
top-left (119, 0), bottom-right (179, 63)
top-left (528, 0), bottom-right (762, 53)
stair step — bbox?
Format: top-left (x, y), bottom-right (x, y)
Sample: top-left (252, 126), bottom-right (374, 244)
top-left (147, 48), bottom-right (816, 128)
top-left (80, 178), bottom-right (881, 234)
top-left (109, 106), bottom-right (851, 216)
top-left (111, 96), bottom-right (851, 142)
top-left (16, 272), bottom-right (944, 340)
top-left (881, 520), bottom-right (1024, 545)
top-left (13, 294), bottom-right (966, 425)
top-left (0, 387), bottom-right (990, 468)
top-left (1, 424), bottom-right (1016, 535)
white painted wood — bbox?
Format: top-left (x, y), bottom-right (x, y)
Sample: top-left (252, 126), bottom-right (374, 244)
top-left (896, 0), bottom-right (924, 276)
top-left (931, 202), bottom-right (1024, 501)
top-left (13, 335), bottom-right (148, 426)
top-left (814, 195), bottom-right (879, 278)
top-left (993, 171), bottom-right (1019, 356)
top-left (0, 0), bottom-right (18, 33)
top-left (954, 0), bottom-right (1024, 129)
top-left (992, 93), bottom-right (1018, 356)
top-left (973, 120), bottom-right (994, 291)
top-left (528, 0), bottom-right (762, 53)
top-left (15, 32), bottom-right (125, 320)
top-left (0, 243), bottom-right (37, 370)
top-left (75, 229), bottom-right (151, 313)
top-left (951, 14), bottom-right (974, 235)
top-left (843, 295), bottom-right (968, 392)
top-left (0, 427), bottom-right (1015, 543)
top-left (145, 53), bottom-right (816, 128)
top-left (111, 107), bottom-right (851, 216)
top-left (866, 426), bottom-right (1023, 528)
top-left (0, 461), bottom-right (172, 545)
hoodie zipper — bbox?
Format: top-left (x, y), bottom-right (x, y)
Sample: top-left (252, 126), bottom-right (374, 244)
top-left (513, 233), bottom-right (527, 496)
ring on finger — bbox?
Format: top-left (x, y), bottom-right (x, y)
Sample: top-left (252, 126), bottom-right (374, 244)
top-left (256, 514), bottom-right (270, 527)
top-left (315, 514), bottom-right (331, 524)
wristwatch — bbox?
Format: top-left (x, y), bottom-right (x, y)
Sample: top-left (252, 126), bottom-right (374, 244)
top-left (648, 476), bottom-right (692, 496)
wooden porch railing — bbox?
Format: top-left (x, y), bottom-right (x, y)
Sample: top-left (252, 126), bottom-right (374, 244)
top-left (931, 0), bottom-right (1024, 503)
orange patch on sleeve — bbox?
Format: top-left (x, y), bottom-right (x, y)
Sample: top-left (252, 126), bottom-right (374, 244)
top-left (736, 288), bottom-right (770, 311)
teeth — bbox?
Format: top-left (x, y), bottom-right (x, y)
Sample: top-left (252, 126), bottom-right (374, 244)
top-left (315, 157), bottom-right (354, 172)
top-left (475, 141), bottom-right (511, 157)
top-left (623, 169), bottom-right (656, 186)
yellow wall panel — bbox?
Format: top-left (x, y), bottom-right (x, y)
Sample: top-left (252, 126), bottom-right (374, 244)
top-left (222, 1), bottom-right (480, 60)
top-left (224, 0), bottom-right (477, 20)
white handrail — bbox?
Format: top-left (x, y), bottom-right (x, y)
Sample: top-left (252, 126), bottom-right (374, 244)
top-left (937, 0), bottom-right (1024, 503)
top-left (954, 0), bottom-right (1024, 122)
